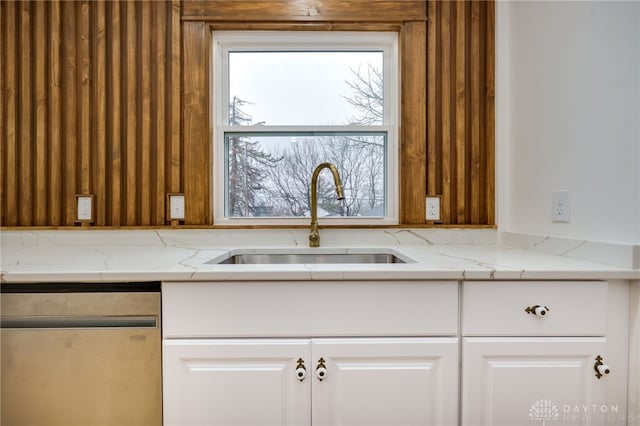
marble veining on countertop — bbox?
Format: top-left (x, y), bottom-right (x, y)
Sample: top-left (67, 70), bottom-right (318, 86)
top-left (1, 229), bottom-right (638, 283)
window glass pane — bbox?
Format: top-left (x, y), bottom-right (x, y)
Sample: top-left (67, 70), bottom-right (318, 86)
top-left (224, 132), bottom-right (386, 218)
top-left (229, 51), bottom-right (383, 126)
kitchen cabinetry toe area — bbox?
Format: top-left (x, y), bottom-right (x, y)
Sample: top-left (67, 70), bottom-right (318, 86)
top-left (163, 279), bottom-right (631, 426)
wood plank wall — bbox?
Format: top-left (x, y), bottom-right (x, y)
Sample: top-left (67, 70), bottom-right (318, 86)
top-left (427, 1), bottom-right (495, 224)
top-left (0, 0), bottom-right (494, 227)
top-left (0, 0), bottom-right (182, 226)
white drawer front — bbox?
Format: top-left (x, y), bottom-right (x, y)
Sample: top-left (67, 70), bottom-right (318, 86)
top-left (163, 281), bottom-right (458, 338)
top-left (462, 281), bottom-right (607, 336)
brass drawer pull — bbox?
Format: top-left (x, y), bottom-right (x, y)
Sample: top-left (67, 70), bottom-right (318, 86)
top-left (594, 355), bottom-right (611, 379)
top-left (525, 305), bottom-right (549, 317)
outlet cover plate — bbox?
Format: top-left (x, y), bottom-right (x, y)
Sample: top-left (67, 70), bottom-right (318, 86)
top-left (552, 191), bottom-right (570, 222)
top-left (75, 194), bottom-right (94, 223)
top-left (426, 196), bottom-right (441, 221)
top-left (168, 194), bottom-right (185, 220)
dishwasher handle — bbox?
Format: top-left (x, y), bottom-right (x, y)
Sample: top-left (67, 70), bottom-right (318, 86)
top-left (0, 315), bottom-right (158, 329)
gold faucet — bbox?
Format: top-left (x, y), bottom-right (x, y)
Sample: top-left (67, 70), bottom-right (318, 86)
top-left (309, 163), bottom-right (345, 247)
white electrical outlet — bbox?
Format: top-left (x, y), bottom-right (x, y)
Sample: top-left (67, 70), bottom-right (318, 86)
top-left (552, 191), bottom-right (570, 222)
top-left (76, 195), bottom-right (93, 222)
top-left (168, 194), bottom-right (185, 220)
top-left (426, 196), bottom-right (441, 221)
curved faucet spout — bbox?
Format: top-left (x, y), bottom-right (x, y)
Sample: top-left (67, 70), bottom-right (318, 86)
top-left (309, 163), bottom-right (345, 247)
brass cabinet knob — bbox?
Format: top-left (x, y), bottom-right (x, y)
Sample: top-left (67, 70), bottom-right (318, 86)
top-left (594, 355), bottom-right (611, 379)
top-left (316, 357), bottom-right (327, 381)
top-left (295, 358), bottom-right (306, 382)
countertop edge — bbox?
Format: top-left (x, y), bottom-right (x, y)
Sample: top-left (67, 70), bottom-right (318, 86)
top-left (3, 269), bottom-right (639, 283)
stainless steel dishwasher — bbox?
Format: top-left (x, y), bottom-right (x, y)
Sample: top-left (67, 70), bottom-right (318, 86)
top-left (0, 282), bottom-right (162, 426)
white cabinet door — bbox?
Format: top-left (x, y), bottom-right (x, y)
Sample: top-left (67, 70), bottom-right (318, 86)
top-left (163, 339), bottom-right (311, 426)
top-left (462, 337), bottom-right (624, 426)
top-left (312, 338), bottom-right (459, 426)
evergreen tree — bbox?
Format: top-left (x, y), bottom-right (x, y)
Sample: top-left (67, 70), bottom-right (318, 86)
top-left (228, 96), bottom-right (280, 217)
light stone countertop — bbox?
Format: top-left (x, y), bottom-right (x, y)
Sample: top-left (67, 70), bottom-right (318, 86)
top-left (1, 229), bottom-right (638, 283)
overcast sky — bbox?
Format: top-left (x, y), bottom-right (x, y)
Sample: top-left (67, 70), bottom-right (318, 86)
top-left (229, 51), bottom-right (382, 126)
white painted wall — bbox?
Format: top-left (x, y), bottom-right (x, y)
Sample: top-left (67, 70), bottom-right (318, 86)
top-left (497, 1), bottom-right (640, 244)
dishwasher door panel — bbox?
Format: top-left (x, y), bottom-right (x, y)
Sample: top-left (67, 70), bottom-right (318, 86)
top-left (1, 291), bottom-right (162, 426)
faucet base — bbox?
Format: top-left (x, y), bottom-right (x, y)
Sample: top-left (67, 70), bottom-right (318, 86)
top-left (309, 225), bottom-right (320, 247)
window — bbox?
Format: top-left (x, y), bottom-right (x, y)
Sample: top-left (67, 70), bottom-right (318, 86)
top-left (212, 31), bottom-right (399, 225)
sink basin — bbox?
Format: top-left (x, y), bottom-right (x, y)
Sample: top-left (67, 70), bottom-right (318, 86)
top-left (208, 250), bottom-right (410, 265)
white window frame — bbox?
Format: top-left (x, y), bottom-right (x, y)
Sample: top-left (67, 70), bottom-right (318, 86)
top-left (212, 31), bottom-right (400, 225)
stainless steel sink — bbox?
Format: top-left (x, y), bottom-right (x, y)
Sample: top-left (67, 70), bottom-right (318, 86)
top-left (208, 251), bottom-right (409, 264)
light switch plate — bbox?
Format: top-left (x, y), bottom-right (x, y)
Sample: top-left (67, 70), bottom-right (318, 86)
top-left (75, 194), bottom-right (94, 223)
top-left (168, 194), bottom-right (185, 220)
top-left (426, 196), bottom-right (441, 221)
top-left (552, 191), bottom-right (570, 222)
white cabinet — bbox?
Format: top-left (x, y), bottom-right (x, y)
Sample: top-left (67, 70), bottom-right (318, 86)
top-left (461, 281), bottom-right (629, 426)
top-left (462, 281), bottom-right (608, 336)
top-left (312, 338), bottom-right (458, 426)
top-left (163, 339), bottom-right (311, 426)
top-left (163, 279), bottom-right (630, 426)
top-left (162, 280), bottom-right (460, 426)
top-left (462, 337), bottom-right (610, 426)
top-left (163, 337), bottom-right (458, 426)
top-left (162, 281), bottom-right (458, 338)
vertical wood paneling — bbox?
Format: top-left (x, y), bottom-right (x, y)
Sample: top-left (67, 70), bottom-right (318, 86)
top-left (48, 1), bottom-right (62, 225)
top-left (1, 0), bottom-right (493, 227)
top-left (182, 21), bottom-right (210, 225)
top-left (427, 0), bottom-right (495, 225)
top-left (440, 1), bottom-right (452, 223)
top-left (109, 0), bottom-right (122, 226)
top-left (6, 0), bottom-right (20, 224)
top-left (0, 2), bottom-right (5, 226)
top-left (470, 1), bottom-right (481, 224)
top-left (34, 1), bottom-right (47, 225)
top-left (125, 1), bottom-right (137, 225)
top-left (79, 1), bottom-right (90, 200)
top-left (94, 0), bottom-right (107, 226)
top-left (1, 0), bottom-right (182, 227)
top-left (454, 1), bottom-right (466, 224)
top-left (400, 21), bottom-right (427, 224)
top-left (19, 1), bottom-right (33, 225)
top-left (62, 1), bottom-right (77, 225)
top-left (155, 2), bottom-right (167, 225)
top-left (3, 2), bottom-right (18, 226)
top-left (170, 0), bottom-right (182, 198)
top-left (427, 1), bottom-right (437, 198)
top-left (485, 0), bottom-right (496, 225)
top-left (478, 2), bottom-right (488, 226)
top-left (140, 1), bottom-right (151, 225)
